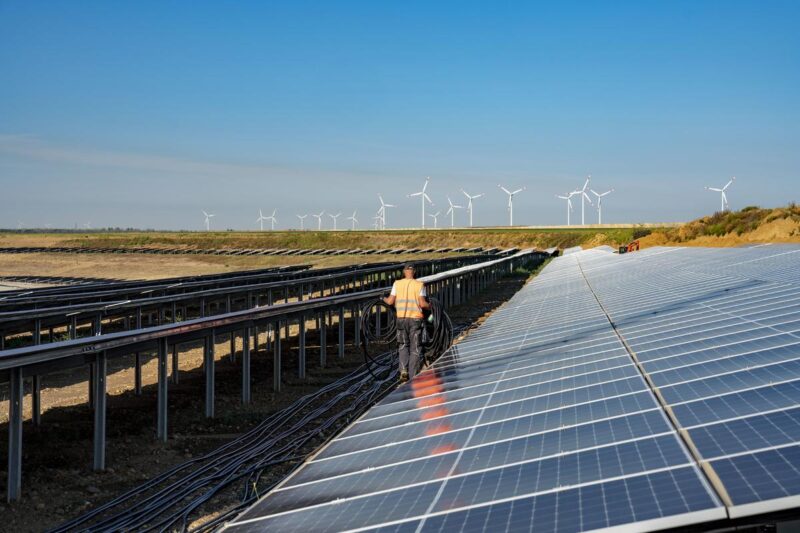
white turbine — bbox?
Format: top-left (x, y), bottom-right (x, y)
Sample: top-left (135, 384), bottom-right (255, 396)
top-left (377, 194), bottom-right (395, 229)
top-left (460, 189), bottom-right (484, 228)
top-left (256, 209), bottom-right (267, 231)
top-left (347, 210), bottom-right (358, 230)
top-left (590, 188), bottom-right (614, 224)
top-left (555, 192), bottom-right (576, 226)
top-left (408, 177), bottom-right (433, 228)
top-left (428, 211), bottom-right (441, 229)
top-left (312, 210), bottom-right (325, 230)
top-left (705, 177), bottom-right (736, 212)
top-left (202, 210), bottom-right (215, 231)
top-left (573, 176), bottom-right (593, 225)
top-left (328, 212), bottom-right (342, 231)
top-left (446, 196), bottom-right (463, 228)
top-left (84, 221), bottom-right (92, 229)
top-left (296, 214), bottom-right (308, 230)
top-left (265, 209), bottom-right (277, 231)
top-left (498, 184), bottom-right (526, 226)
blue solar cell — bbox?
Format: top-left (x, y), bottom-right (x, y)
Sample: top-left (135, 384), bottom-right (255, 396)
top-left (711, 445), bottom-right (800, 506)
top-left (670, 379), bottom-right (800, 428)
top-left (688, 408), bottom-right (800, 459)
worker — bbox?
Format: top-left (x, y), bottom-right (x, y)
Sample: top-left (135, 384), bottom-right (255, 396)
top-left (384, 263), bottom-right (430, 382)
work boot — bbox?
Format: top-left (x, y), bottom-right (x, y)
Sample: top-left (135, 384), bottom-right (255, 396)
top-left (399, 372), bottom-right (409, 383)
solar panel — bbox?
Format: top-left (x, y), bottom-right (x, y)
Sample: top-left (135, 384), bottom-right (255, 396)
top-left (222, 245), bottom-right (800, 532)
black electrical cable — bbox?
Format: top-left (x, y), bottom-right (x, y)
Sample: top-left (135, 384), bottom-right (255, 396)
top-left (359, 296), bottom-right (453, 379)
top-left (52, 300), bottom-right (454, 533)
top-left (49, 352), bottom-right (398, 533)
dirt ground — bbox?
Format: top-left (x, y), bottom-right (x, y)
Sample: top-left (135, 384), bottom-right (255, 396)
top-left (0, 273), bottom-right (531, 532)
top-left (0, 252), bottom-right (457, 281)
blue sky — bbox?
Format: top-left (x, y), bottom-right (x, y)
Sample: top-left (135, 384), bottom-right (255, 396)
top-left (1, 1), bottom-right (798, 230)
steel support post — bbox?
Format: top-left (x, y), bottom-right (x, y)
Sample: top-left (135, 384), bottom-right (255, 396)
top-left (298, 315), bottom-right (306, 379)
top-left (171, 343), bottom-right (179, 384)
top-left (319, 312), bottom-right (327, 368)
top-left (273, 322), bottom-right (282, 392)
top-left (93, 351), bottom-right (107, 471)
top-left (242, 327), bottom-right (251, 404)
top-left (230, 332), bottom-right (236, 364)
top-left (157, 338), bottom-right (168, 442)
top-left (134, 308), bottom-right (142, 395)
top-left (7, 367), bottom-right (23, 502)
top-left (32, 375), bottom-right (41, 427)
top-left (338, 306), bottom-right (345, 359)
top-left (205, 333), bottom-right (215, 418)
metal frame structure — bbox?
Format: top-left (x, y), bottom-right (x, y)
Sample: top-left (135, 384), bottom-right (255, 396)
top-left (1, 250), bottom-right (542, 501)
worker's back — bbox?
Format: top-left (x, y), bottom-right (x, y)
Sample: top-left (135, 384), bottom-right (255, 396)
top-left (393, 278), bottom-right (424, 319)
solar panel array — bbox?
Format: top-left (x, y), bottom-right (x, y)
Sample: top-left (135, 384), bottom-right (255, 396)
top-left (222, 244), bottom-right (800, 532)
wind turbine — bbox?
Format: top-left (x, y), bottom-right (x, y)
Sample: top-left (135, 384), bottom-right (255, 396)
top-left (460, 189), bottom-right (484, 228)
top-left (573, 176), bottom-right (593, 225)
top-left (377, 194), bottom-right (395, 229)
top-left (312, 210), bottom-right (325, 230)
top-left (372, 215), bottom-right (382, 230)
top-left (202, 210), bottom-right (215, 231)
top-left (256, 209), bottom-right (268, 231)
top-left (16, 221), bottom-right (24, 230)
top-left (347, 210), bottom-right (358, 230)
top-left (408, 177), bottom-right (433, 228)
top-left (296, 214), bottom-right (308, 230)
top-left (265, 209), bottom-right (277, 231)
top-left (446, 197), bottom-right (463, 228)
top-left (498, 184), bottom-right (526, 226)
top-left (328, 212), bottom-right (342, 231)
top-left (590, 188), bottom-right (614, 224)
top-left (555, 192), bottom-right (576, 226)
top-left (705, 177), bottom-right (736, 212)
top-left (428, 211), bottom-right (441, 229)
top-left (84, 221), bottom-right (92, 230)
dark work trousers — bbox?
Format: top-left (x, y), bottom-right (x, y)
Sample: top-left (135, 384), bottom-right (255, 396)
top-left (397, 318), bottom-right (424, 378)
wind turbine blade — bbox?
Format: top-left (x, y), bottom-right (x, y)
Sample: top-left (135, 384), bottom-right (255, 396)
top-left (499, 185), bottom-right (511, 195)
top-left (422, 177), bottom-right (429, 193)
top-left (707, 187), bottom-right (722, 192)
top-left (409, 192), bottom-right (422, 197)
top-left (512, 188), bottom-right (524, 195)
top-left (424, 193), bottom-right (433, 204)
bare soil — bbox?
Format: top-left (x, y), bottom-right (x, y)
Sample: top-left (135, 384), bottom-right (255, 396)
top-left (0, 274), bottom-right (530, 532)
top-left (0, 252), bottom-right (456, 281)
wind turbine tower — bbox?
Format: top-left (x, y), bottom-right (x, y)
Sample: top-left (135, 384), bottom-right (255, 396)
top-left (590, 188), bottom-right (614, 224)
top-left (408, 177), bottom-right (433, 228)
top-left (460, 189), bottom-right (484, 228)
top-left (704, 177), bottom-right (736, 212)
top-left (446, 197), bottom-right (463, 228)
top-left (498, 184), bottom-right (526, 226)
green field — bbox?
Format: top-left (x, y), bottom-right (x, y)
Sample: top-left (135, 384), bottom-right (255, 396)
top-left (0, 226), bottom-right (662, 251)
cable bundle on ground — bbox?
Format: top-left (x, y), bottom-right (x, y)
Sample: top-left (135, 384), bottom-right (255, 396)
top-left (50, 353), bottom-right (397, 533)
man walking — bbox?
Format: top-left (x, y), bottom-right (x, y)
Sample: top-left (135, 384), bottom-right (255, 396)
top-left (384, 263), bottom-right (430, 382)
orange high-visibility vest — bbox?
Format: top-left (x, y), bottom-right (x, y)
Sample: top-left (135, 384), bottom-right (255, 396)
top-left (394, 278), bottom-right (425, 319)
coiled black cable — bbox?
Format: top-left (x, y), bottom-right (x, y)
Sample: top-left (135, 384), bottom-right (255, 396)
top-left (359, 296), bottom-right (453, 378)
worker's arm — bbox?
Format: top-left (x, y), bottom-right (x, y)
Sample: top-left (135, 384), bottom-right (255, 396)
top-left (417, 284), bottom-right (430, 310)
top-left (384, 282), bottom-right (397, 306)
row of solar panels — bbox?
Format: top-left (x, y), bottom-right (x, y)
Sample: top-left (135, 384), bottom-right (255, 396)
top-left (221, 243), bottom-right (800, 532)
top-left (0, 275), bottom-right (121, 286)
top-left (0, 246), bottom-right (503, 256)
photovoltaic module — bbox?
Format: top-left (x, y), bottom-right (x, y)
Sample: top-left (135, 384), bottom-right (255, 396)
top-left (222, 244), bottom-right (800, 532)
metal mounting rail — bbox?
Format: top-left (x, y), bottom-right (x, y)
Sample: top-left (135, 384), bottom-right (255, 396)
top-left (0, 256), bottom-right (489, 346)
top-left (0, 250), bottom-right (543, 502)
